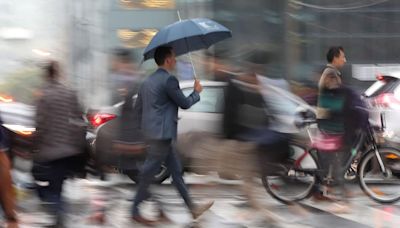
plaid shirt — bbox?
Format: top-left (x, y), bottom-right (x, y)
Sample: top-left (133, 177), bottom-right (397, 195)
top-left (34, 81), bottom-right (85, 161)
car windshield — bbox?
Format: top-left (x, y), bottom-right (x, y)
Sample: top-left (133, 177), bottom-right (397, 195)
top-left (364, 80), bottom-right (387, 97)
top-left (364, 77), bottom-right (399, 97)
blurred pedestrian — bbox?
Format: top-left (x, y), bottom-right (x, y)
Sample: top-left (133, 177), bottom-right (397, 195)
top-left (316, 46), bottom-right (367, 213)
top-left (110, 48), bottom-right (142, 104)
top-left (131, 46), bottom-right (213, 225)
top-left (32, 60), bottom-right (87, 226)
top-left (0, 122), bottom-right (18, 228)
top-left (222, 71), bottom-right (289, 223)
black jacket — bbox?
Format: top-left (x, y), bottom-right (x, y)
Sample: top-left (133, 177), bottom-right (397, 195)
top-left (223, 79), bottom-right (269, 139)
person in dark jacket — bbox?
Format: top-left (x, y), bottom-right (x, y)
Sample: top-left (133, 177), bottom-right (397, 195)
top-left (222, 72), bottom-right (292, 223)
top-left (223, 72), bottom-right (291, 172)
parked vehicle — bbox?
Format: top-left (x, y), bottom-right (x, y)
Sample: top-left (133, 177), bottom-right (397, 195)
top-left (363, 73), bottom-right (400, 143)
top-left (0, 102), bottom-right (36, 173)
top-left (0, 102), bottom-right (95, 175)
top-left (91, 79), bottom-right (316, 183)
top-left (91, 81), bottom-right (227, 182)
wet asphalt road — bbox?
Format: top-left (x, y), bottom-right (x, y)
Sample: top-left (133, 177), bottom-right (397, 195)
top-left (3, 172), bottom-right (400, 228)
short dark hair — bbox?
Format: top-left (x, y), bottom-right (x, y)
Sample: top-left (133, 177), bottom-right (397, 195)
top-left (154, 46), bottom-right (173, 66)
top-left (326, 46), bottom-right (344, 63)
top-left (44, 60), bottom-right (59, 80)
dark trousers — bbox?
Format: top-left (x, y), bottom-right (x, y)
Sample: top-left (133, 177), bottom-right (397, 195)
top-left (33, 155), bottom-right (81, 216)
top-left (132, 139), bottom-right (193, 216)
top-left (318, 149), bottom-right (350, 200)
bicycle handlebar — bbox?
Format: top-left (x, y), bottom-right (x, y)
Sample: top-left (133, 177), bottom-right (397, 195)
top-left (295, 119), bottom-right (317, 128)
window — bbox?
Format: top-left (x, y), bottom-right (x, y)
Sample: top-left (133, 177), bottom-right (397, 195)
top-left (117, 29), bottom-right (158, 48)
top-left (120, 0), bottom-right (175, 9)
top-left (364, 78), bottom-right (400, 98)
top-left (182, 87), bottom-right (225, 113)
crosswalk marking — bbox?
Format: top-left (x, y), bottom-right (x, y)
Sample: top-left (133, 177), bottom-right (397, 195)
top-left (302, 198), bottom-right (400, 228)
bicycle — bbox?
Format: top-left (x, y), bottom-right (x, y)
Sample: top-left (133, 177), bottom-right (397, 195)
top-left (261, 113), bottom-right (400, 204)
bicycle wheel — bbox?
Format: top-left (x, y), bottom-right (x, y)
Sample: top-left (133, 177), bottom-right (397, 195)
top-left (359, 147), bottom-right (400, 204)
top-left (262, 144), bottom-right (318, 204)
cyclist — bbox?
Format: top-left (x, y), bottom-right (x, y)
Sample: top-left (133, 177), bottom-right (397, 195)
top-left (222, 63), bottom-right (303, 222)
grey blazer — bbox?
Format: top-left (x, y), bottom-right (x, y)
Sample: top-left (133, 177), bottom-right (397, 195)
top-left (133, 68), bottom-right (200, 140)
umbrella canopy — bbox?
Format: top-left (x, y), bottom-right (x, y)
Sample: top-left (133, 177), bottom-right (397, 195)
top-left (143, 18), bottom-right (232, 61)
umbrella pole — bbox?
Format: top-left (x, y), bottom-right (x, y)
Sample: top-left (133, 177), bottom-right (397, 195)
top-left (177, 11), bottom-right (197, 79)
top-left (177, 10), bottom-right (182, 21)
top-left (187, 48), bottom-right (197, 79)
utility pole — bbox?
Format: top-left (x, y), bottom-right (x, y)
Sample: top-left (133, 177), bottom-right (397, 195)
top-left (284, 0), bottom-right (301, 81)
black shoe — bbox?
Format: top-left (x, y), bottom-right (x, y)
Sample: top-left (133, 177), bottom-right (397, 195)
top-left (311, 191), bottom-right (334, 202)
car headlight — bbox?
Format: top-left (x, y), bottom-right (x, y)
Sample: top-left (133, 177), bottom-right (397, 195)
top-left (2, 124), bottom-right (35, 136)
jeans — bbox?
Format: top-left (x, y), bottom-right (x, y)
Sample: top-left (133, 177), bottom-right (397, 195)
top-left (33, 156), bottom-right (81, 217)
top-left (36, 165), bottom-right (66, 216)
top-left (132, 139), bottom-right (193, 216)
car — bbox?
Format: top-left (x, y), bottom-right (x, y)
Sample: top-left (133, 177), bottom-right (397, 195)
top-left (91, 79), bottom-right (316, 183)
top-left (91, 81), bottom-right (227, 182)
top-left (0, 102), bottom-right (36, 173)
top-left (0, 101), bottom-right (96, 175)
top-left (0, 102), bottom-right (35, 127)
top-left (363, 73), bottom-right (400, 143)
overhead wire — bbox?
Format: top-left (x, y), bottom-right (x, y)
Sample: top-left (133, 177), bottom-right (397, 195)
top-left (290, 0), bottom-right (390, 11)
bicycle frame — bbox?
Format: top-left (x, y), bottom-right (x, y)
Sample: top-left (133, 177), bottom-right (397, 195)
top-left (292, 119), bottom-right (388, 182)
top-left (364, 124), bottom-right (389, 175)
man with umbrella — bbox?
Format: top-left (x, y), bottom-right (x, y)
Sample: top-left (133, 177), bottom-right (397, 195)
top-left (131, 46), bottom-right (213, 225)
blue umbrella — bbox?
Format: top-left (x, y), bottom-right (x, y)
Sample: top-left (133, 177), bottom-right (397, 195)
top-left (143, 18), bottom-right (232, 61)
